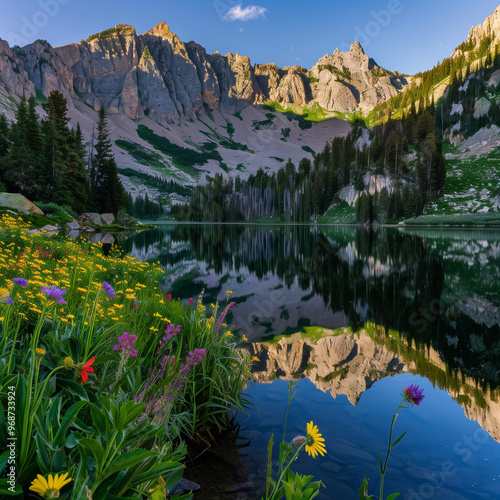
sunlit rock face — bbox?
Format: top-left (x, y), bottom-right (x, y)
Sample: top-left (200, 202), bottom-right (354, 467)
top-left (241, 325), bottom-right (500, 443)
top-left (2, 23), bottom-right (406, 124)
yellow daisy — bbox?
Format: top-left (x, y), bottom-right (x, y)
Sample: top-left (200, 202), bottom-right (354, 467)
top-left (305, 421), bottom-right (326, 458)
top-left (29, 472), bottom-right (72, 497)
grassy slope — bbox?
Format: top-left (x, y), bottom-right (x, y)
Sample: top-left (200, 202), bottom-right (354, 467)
top-left (405, 141), bottom-right (500, 226)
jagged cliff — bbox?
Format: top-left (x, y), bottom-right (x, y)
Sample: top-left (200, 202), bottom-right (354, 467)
top-left (0, 22), bottom-right (407, 124)
top-left (453, 5), bottom-right (500, 59)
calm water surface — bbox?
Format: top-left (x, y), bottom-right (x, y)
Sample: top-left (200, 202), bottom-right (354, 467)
top-left (121, 224), bottom-right (500, 499)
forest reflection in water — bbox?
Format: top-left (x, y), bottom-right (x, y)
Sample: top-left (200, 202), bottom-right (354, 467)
top-left (121, 224), bottom-right (500, 498)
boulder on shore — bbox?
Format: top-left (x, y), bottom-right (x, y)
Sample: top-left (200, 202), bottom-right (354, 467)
top-left (83, 213), bottom-right (104, 225)
top-left (101, 213), bottom-right (115, 225)
top-left (0, 193), bottom-right (44, 215)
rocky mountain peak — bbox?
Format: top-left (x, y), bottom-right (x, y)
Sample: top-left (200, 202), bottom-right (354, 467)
top-left (0, 20), bottom-right (409, 124)
top-left (85, 24), bottom-right (137, 44)
top-left (350, 40), bottom-right (365, 55)
top-left (467, 5), bottom-right (500, 43)
top-left (142, 21), bottom-right (172, 38)
top-left (453, 5), bottom-right (500, 59)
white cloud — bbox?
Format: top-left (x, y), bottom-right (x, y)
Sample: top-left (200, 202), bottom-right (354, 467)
top-left (239, 27), bottom-right (244, 32)
top-left (224, 4), bottom-right (268, 22)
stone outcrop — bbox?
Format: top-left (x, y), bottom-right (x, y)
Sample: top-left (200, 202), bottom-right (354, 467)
top-left (454, 5), bottom-right (500, 59)
top-left (100, 213), bottom-right (115, 225)
top-left (337, 173), bottom-right (396, 206)
top-left (2, 23), bottom-right (408, 124)
top-left (309, 42), bottom-right (408, 113)
top-left (0, 193), bottom-right (44, 215)
top-left (473, 96), bottom-right (491, 118)
top-left (0, 39), bottom-right (35, 118)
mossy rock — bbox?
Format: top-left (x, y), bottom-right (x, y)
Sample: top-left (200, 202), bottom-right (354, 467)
top-left (0, 193), bottom-right (44, 215)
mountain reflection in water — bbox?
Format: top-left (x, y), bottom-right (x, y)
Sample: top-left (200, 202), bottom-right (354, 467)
top-left (121, 224), bottom-right (500, 498)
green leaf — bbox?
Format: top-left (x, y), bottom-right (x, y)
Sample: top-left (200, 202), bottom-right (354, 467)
top-left (58, 379), bottom-right (89, 401)
top-left (0, 451), bottom-right (10, 474)
top-left (69, 455), bottom-right (89, 500)
top-left (35, 433), bottom-right (51, 474)
top-left (391, 432), bottom-right (407, 448)
top-left (266, 434), bottom-right (274, 497)
top-left (377, 450), bottom-right (384, 474)
top-left (77, 437), bottom-right (105, 476)
top-left (47, 397), bottom-right (62, 428)
top-left (53, 401), bottom-right (86, 447)
top-left (88, 402), bottom-right (106, 434)
top-left (131, 461), bottom-right (184, 488)
top-left (359, 473), bottom-right (369, 500)
top-left (0, 478), bottom-right (23, 495)
top-left (386, 493), bottom-right (400, 500)
top-left (101, 449), bottom-right (158, 480)
top-left (283, 481), bottom-right (296, 500)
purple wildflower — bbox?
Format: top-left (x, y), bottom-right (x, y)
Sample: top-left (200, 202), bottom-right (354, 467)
top-left (5, 298), bottom-right (13, 304)
top-left (102, 281), bottom-right (116, 299)
top-left (214, 301), bottom-right (235, 331)
top-left (163, 355), bottom-right (175, 366)
top-left (41, 285), bottom-right (66, 305)
top-left (157, 324), bottom-right (181, 352)
top-left (403, 384), bottom-right (425, 406)
top-left (12, 278), bottom-right (28, 288)
top-left (186, 348), bottom-right (206, 366)
top-left (114, 332), bottom-right (138, 358)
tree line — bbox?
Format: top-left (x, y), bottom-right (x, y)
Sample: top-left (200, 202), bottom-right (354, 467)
top-left (173, 104), bottom-right (445, 224)
top-left (0, 91), bottom-right (126, 215)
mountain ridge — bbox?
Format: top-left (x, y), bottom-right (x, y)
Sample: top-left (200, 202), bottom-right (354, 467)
top-left (0, 21), bottom-right (407, 124)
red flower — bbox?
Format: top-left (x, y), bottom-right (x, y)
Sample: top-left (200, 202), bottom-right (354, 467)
top-left (79, 357), bottom-right (95, 383)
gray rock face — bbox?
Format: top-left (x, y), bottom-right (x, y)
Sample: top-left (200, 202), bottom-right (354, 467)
top-left (338, 173), bottom-right (396, 206)
top-left (17, 40), bottom-right (74, 105)
top-left (310, 42), bottom-right (407, 113)
top-left (473, 97), bottom-right (491, 118)
top-left (0, 39), bottom-right (35, 117)
top-left (454, 5), bottom-right (500, 60)
top-left (0, 23), bottom-right (408, 124)
top-left (83, 212), bottom-right (104, 224)
top-left (67, 219), bottom-right (81, 231)
top-left (255, 64), bottom-right (310, 105)
top-left (100, 213), bottom-right (115, 225)
top-left (0, 193), bottom-right (43, 215)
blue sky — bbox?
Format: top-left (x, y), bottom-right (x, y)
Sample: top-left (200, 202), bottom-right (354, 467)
top-left (1, 0), bottom-right (499, 75)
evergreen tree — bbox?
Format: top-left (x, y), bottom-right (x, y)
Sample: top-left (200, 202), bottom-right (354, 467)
top-left (66, 124), bottom-right (89, 213)
top-left (0, 114), bottom-right (9, 158)
top-left (41, 90), bottom-right (72, 205)
top-left (3, 98), bottom-right (35, 195)
top-left (89, 108), bottom-right (126, 214)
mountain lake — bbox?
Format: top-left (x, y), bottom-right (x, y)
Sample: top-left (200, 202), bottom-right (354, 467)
top-left (116, 224), bottom-right (500, 499)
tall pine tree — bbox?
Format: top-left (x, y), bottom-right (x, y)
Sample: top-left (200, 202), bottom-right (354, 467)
top-left (88, 108), bottom-right (126, 214)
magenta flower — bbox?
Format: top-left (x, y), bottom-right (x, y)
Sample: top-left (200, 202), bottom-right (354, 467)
top-left (167, 293), bottom-right (171, 301)
top-left (214, 301), bottom-right (235, 331)
top-left (41, 285), bottom-right (66, 305)
top-left (12, 278), bottom-right (28, 287)
top-left (403, 384), bottom-right (425, 405)
top-left (162, 324), bottom-right (181, 343)
top-left (186, 348), bottom-right (206, 366)
top-left (114, 332), bottom-right (138, 358)
top-left (189, 298), bottom-right (193, 306)
top-left (102, 281), bottom-right (116, 299)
